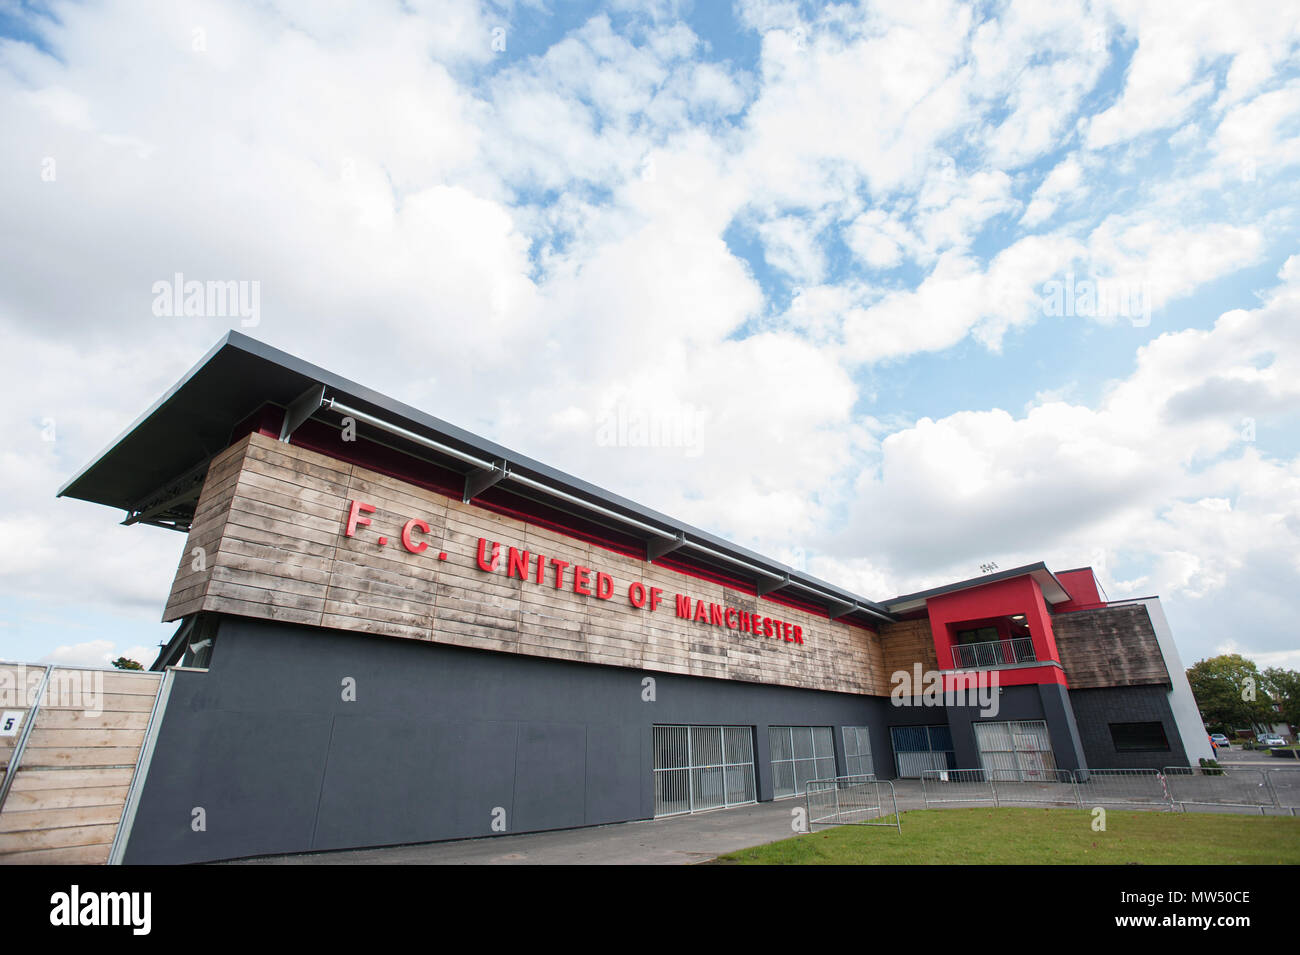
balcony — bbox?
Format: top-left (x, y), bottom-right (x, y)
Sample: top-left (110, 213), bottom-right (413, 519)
top-left (951, 636), bottom-right (1037, 670)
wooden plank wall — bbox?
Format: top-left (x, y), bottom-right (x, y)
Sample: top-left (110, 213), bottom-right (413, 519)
top-left (0, 663), bottom-right (45, 796)
top-left (879, 617), bottom-right (939, 679)
top-left (164, 432), bottom-right (892, 696)
top-left (0, 666), bottom-right (162, 864)
top-left (1053, 604), bottom-right (1171, 688)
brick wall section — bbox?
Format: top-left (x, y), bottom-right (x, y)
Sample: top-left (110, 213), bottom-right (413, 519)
top-left (1052, 604), bottom-right (1170, 688)
top-left (1068, 685), bottom-right (1189, 769)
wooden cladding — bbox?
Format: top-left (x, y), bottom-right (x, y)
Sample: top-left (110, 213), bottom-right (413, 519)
top-left (1053, 604), bottom-right (1170, 688)
top-left (164, 433), bottom-right (893, 695)
top-left (0, 666), bottom-right (163, 864)
top-left (879, 617), bottom-right (938, 678)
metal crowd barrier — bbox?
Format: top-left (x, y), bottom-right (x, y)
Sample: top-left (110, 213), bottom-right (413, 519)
top-left (921, 766), bottom-right (1300, 815)
top-left (920, 768), bottom-right (997, 805)
top-left (986, 768), bottom-right (1079, 807)
top-left (1264, 768), bottom-right (1300, 816)
top-left (804, 775), bottom-right (902, 833)
top-left (921, 768), bottom-right (1078, 807)
top-left (1073, 767), bottom-right (1173, 811)
top-left (1162, 766), bottom-right (1276, 815)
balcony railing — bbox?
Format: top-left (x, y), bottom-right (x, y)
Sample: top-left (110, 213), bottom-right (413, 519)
top-left (951, 636), bottom-right (1037, 670)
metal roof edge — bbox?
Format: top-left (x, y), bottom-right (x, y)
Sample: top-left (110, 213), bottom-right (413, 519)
top-left (56, 330), bottom-right (240, 499)
top-left (59, 331), bottom-right (896, 621)
top-left (883, 561), bottom-right (1074, 611)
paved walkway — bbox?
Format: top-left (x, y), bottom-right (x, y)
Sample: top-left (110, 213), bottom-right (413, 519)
top-left (229, 783), bottom-right (925, 866)
top-left (222, 771), bottom-right (1296, 865)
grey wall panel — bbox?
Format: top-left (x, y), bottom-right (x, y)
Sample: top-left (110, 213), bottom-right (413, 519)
top-left (311, 715), bottom-right (519, 850)
top-left (584, 723), bottom-right (644, 826)
top-left (125, 615), bottom-right (893, 863)
top-left (512, 722), bottom-right (588, 833)
top-left (1037, 683), bottom-right (1088, 771)
top-left (1068, 684), bottom-right (1189, 769)
top-left (123, 702), bottom-right (333, 864)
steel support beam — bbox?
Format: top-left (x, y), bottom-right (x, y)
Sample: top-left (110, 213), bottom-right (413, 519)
top-left (756, 573), bottom-right (791, 596)
top-left (464, 461), bottom-right (509, 503)
top-left (647, 531), bottom-right (686, 561)
top-left (280, 383), bottom-right (326, 443)
top-left (827, 600), bottom-right (857, 620)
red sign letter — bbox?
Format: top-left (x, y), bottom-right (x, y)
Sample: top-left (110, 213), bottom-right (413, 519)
top-left (345, 500), bottom-right (375, 537)
top-left (477, 538), bottom-right (500, 572)
top-left (401, 519), bottom-right (429, 553)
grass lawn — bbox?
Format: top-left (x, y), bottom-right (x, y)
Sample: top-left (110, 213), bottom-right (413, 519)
top-left (713, 808), bottom-right (1300, 865)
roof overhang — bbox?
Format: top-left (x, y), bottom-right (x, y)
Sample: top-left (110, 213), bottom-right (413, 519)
top-left (884, 562), bottom-right (1073, 615)
top-left (59, 331), bottom-right (897, 626)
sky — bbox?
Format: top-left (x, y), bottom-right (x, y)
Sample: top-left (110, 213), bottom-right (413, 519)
top-left (1, 0), bottom-right (1298, 674)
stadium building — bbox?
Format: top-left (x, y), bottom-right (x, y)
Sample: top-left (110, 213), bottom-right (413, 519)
top-left (39, 331), bottom-right (1210, 863)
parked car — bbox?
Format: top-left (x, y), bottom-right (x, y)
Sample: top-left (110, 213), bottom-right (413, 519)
top-left (1210, 734), bottom-right (1230, 748)
top-left (1257, 734), bottom-right (1287, 747)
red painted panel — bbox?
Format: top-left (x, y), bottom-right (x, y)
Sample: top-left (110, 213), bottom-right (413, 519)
top-left (1054, 568), bottom-right (1108, 612)
top-left (926, 575), bottom-right (1066, 686)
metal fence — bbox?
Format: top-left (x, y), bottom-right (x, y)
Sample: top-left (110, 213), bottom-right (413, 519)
top-left (1264, 768), bottom-right (1300, 815)
top-left (804, 775), bottom-right (902, 833)
top-left (921, 768), bottom-right (997, 805)
top-left (1073, 768), bottom-right (1172, 810)
top-left (951, 636), bottom-right (1036, 669)
top-left (920, 765), bottom-right (1300, 814)
top-left (922, 768), bottom-right (1078, 807)
top-left (986, 768), bottom-right (1080, 807)
top-left (1163, 766), bottom-right (1275, 814)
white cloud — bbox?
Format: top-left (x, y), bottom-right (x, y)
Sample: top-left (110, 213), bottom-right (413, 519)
top-left (0, 0), bottom-right (1297, 677)
top-left (1086, 0), bottom-right (1300, 149)
top-left (1022, 157), bottom-right (1086, 227)
top-left (838, 256), bottom-right (1300, 662)
top-left (42, 639), bottom-right (155, 668)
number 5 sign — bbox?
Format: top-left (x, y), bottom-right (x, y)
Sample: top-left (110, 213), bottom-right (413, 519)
top-left (0, 710), bottom-right (23, 737)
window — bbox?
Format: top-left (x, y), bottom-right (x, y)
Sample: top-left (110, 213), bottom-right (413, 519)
top-left (1109, 721), bottom-right (1170, 752)
top-left (955, 626), bottom-right (999, 645)
top-left (769, 726), bottom-right (836, 797)
top-left (842, 726), bottom-right (874, 777)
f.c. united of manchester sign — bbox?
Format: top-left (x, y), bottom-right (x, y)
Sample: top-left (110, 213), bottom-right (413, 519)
top-left (344, 498), bottom-right (806, 647)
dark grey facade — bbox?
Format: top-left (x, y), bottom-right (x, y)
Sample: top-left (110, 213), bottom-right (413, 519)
top-left (125, 615), bottom-right (883, 863)
top-left (125, 614), bottom-right (1106, 863)
top-left (125, 611), bottom-right (1177, 863)
top-left (1068, 684), bottom-right (1188, 770)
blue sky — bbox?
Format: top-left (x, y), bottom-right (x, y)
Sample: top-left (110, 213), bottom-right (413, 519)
top-left (1, 0), bottom-right (1298, 673)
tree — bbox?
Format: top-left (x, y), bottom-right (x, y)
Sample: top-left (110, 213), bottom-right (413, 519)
top-left (111, 657), bottom-right (144, 671)
top-left (1261, 667), bottom-right (1300, 733)
top-left (1185, 654), bottom-right (1275, 734)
